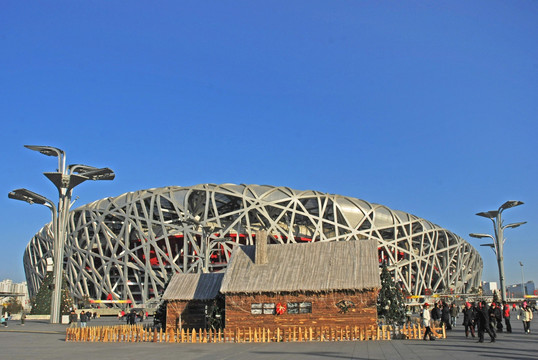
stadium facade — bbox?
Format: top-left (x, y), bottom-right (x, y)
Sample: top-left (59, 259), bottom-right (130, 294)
top-left (23, 184), bottom-right (482, 305)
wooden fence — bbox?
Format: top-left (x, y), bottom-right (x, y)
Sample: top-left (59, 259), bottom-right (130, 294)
top-left (65, 323), bottom-right (446, 343)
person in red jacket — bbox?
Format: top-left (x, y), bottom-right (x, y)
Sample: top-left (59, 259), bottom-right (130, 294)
top-left (503, 301), bottom-right (512, 333)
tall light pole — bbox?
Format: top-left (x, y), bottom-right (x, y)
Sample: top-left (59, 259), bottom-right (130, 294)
top-left (519, 261), bottom-right (525, 298)
top-left (470, 200), bottom-right (526, 303)
top-left (9, 145), bottom-right (114, 324)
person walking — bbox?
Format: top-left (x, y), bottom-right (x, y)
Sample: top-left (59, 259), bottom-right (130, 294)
top-left (476, 301), bottom-right (495, 343)
top-left (20, 311), bottom-right (26, 326)
top-left (487, 303), bottom-right (498, 337)
top-left (462, 302), bottom-right (475, 338)
top-left (518, 302), bottom-right (533, 334)
top-left (422, 303), bottom-right (436, 341)
top-left (503, 302), bottom-right (512, 333)
top-left (493, 302), bottom-right (503, 332)
top-left (450, 303), bottom-right (458, 328)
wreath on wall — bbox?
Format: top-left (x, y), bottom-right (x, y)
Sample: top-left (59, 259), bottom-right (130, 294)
top-left (336, 300), bottom-right (355, 314)
top-left (276, 302), bottom-right (287, 315)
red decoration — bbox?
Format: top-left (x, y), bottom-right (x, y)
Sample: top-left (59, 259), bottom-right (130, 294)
top-left (276, 302), bottom-right (286, 315)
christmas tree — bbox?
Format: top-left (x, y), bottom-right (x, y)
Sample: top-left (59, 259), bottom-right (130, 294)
top-left (377, 263), bottom-right (406, 325)
top-left (30, 272), bottom-right (74, 315)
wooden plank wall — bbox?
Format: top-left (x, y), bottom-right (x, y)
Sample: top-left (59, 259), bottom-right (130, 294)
top-left (225, 290), bottom-right (378, 329)
top-left (166, 300), bottom-right (209, 330)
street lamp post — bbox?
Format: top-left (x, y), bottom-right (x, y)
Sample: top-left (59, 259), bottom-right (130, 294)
top-left (519, 261), bottom-right (525, 298)
top-left (9, 145), bottom-right (114, 324)
top-left (470, 200), bottom-right (526, 303)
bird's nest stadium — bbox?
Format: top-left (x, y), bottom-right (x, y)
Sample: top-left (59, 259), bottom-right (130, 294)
top-left (23, 184), bottom-right (482, 306)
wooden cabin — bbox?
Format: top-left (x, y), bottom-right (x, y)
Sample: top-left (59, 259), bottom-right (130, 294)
top-left (163, 272), bottom-right (224, 330)
top-left (220, 234), bottom-right (380, 330)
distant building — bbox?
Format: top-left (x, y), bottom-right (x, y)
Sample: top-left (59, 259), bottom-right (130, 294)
top-left (506, 281), bottom-right (535, 298)
top-left (482, 281), bottom-right (498, 296)
top-left (0, 279), bottom-right (30, 310)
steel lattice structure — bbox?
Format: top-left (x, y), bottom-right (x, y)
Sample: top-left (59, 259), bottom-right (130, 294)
top-left (23, 184), bottom-right (482, 305)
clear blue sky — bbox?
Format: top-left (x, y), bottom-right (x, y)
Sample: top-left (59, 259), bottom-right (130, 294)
top-left (1, 1), bottom-right (537, 289)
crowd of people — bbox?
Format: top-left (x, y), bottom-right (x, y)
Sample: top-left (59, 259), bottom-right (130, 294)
top-left (68, 309), bottom-right (99, 328)
top-left (117, 309), bottom-right (149, 324)
top-left (419, 300), bottom-right (534, 342)
top-left (65, 308), bottom-right (150, 328)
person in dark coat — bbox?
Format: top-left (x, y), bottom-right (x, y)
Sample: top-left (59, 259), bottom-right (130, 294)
top-left (127, 310), bottom-right (137, 325)
top-left (494, 302), bottom-right (503, 332)
top-left (441, 302), bottom-right (452, 330)
top-left (450, 303), bottom-right (459, 328)
top-left (462, 302), bottom-right (475, 338)
top-left (80, 311), bottom-right (88, 328)
top-left (488, 302), bottom-right (500, 336)
top-left (476, 301), bottom-right (495, 343)
top-left (431, 303), bottom-right (441, 327)
top-left (68, 309), bottom-right (78, 328)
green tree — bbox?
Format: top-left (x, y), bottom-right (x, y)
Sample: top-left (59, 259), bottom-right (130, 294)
top-left (377, 264), bottom-right (406, 325)
top-left (3, 297), bottom-right (23, 314)
top-left (30, 272), bottom-right (74, 315)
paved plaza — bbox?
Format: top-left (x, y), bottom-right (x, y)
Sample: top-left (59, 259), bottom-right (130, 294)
top-left (0, 317), bottom-right (537, 360)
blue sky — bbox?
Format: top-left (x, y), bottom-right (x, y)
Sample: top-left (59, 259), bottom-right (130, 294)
top-left (1, 1), bottom-right (537, 289)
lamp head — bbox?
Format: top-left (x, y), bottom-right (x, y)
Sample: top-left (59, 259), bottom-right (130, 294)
top-left (500, 200), bottom-right (524, 211)
top-left (476, 211), bottom-right (498, 219)
top-left (68, 164), bottom-right (99, 174)
top-left (24, 145), bottom-right (64, 157)
top-left (504, 221), bottom-right (527, 229)
top-left (77, 167), bottom-right (115, 181)
top-left (469, 233), bottom-right (492, 239)
top-left (8, 188), bottom-right (51, 206)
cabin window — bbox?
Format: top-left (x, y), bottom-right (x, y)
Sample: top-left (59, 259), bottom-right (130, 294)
top-left (287, 302), bottom-right (312, 314)
top-left (263, 303), bottom-right (276, 315)
top-left (251, 303), bottom-right (262, 315)
top-left (299, 302), bottom-right (312, 313)
top-left (287, 302), bottom-right (299, 314)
